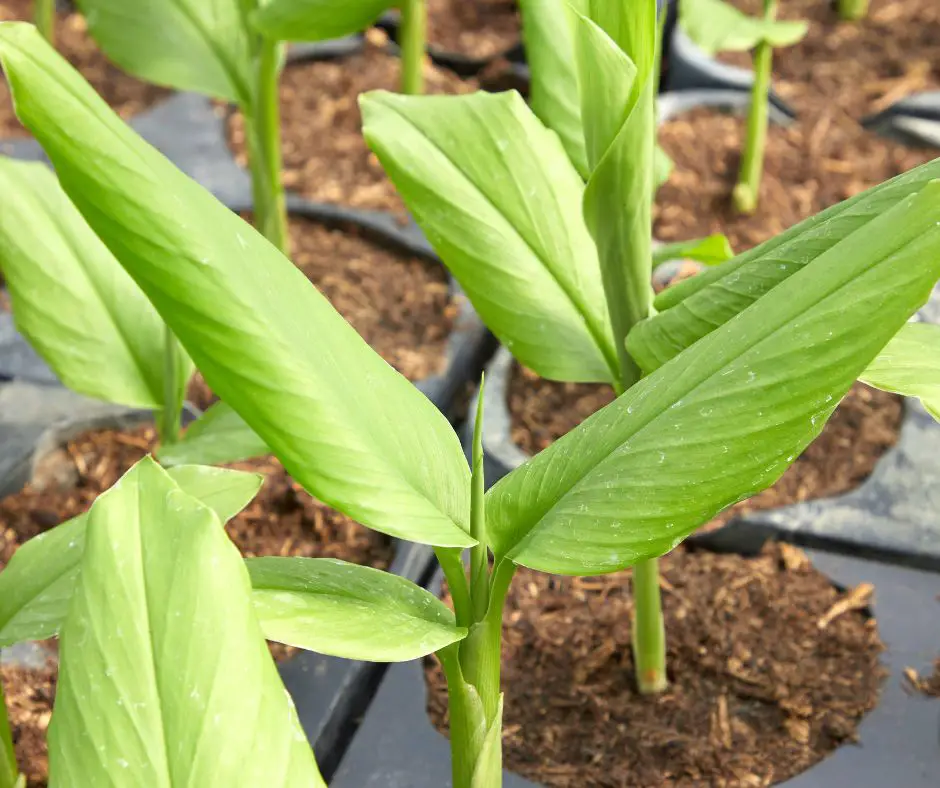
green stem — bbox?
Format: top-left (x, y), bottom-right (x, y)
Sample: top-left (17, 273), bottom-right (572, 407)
top-left (0, 680), bottom-right (21, 788)
top-left (246, 38), bottom-right (288, 254)
top-left (436, 546), bottom-right (472, 629)
top-left (34, 0), bottom-right (54, 47)
top-left (632, 558), bottom-right (667, 693)
top-left (399, 0), bottom-right (426, 95)
top-left (733, 1), bottom-right (774, 215)
top-left (469, 378), bottom-right (489, 623)
top-left (837, 0), bottom-right (868, 20)
top-left (160, 325), bottom-right (181, 447)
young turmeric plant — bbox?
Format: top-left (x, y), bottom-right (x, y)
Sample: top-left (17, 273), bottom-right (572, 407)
top-left (680, 0), bottom-right (808, 213)
top-left (2, 14), bottom-right (940, 787)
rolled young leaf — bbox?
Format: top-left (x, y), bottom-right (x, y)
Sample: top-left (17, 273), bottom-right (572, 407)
top-left (861, 322), bottom-right (940, 421)
top-left (485, 181), bottom-right (940, 574)
top-left (48, 458), bottom-right (324, 786)
top-left (0, 23), bottom-right (473, 549)
top-left (158, 400), bottom-right (269, 467)
top-left (361, 89), bottom-right (618, 384)
top-left (0, 465), bottom-right (263, 649)
top-left (631, 157), bottom-right (940, 373)
top-left (248, 557), bottom-right (467, 661)
top-left (253, 0), bottom-right (392, 43)
top-left (75, 0), bottom-right (254, 103)
top-left (0, 157), bottom-right (191, 410)
top-left (680, 0), bottom-right (808, 56)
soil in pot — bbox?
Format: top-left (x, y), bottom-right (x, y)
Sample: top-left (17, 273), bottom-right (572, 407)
top-left (226, 31), bottom-right (474, 219)
top-left (654, 107), bottom-right (938, 252)
top-left (0, 0), bottom-right (170, 139)
top-left (426, 0), bottom-right (521, 60)
top-left (426, 542), bottom-right (885, 787)
top-left (716, 0), bottom-right (940, 119)
top-left (188, 213), bottom-right (458, 409)
top-left (2, 660), bottom-right (55, 787)
top-left (507, 363), bottom-right (903, 532)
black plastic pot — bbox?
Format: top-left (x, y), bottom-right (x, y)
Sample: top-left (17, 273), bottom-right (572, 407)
top-left (331, 530), bottom-right (940, 787)
top-left (863, 92), bottom-right (940, 150)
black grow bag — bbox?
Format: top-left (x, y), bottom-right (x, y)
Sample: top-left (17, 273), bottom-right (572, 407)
top-left (331, 530), bottom-right (940, 787)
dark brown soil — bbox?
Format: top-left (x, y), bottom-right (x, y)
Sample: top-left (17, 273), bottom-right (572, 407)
top-left (426, 0), bottom-right (521, 59)
top-left (717, 0), bottom-right (940, 119)
top-left (426, 542), bottom-right (885, 787)
top-left (226, 32), bottom-right (474, 218)
top-left (2, 661), bottom-right (54, 787)
top-left (507, 364), bottom-right (903, 529)
top-left (0, 0), bottom-right (169, 139)
top-left (655, 107), bottom-right (937, 252)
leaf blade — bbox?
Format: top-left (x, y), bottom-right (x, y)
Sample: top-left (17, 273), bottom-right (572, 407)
top-left (861, 322), bottom-right (940, 420)
top-left (680, 0), bottom-right (808, 56)
top-left (253, 0), bottom-right (391, 43)
top-left (158, 400), bottom-right (269, 466)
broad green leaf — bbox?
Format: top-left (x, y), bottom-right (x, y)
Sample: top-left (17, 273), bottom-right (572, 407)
top-left (0, 465), bottom-right (262, 649)
top-left (652, 234), bottom-right (734, 268)
top-left (362, 89), bottom-right (618, 384)
top-left (253, 0), bottom-right (391, 42)
top-left (75, 0), bottom-right (254, 103)
top-left (485, 182), bottom-right (940, 574)
top-left (0, 157), bottom-right (191, 410)
top-left (633, 158), bottom-right (940, 373)
top-left (48, 458), bottom-right (323, 786)
top-left (861, 322), bottom-right (940, 421)
top-left (159, 400), bottom-right (268, 466)
top-left (680, 0), bottom-right (808, 56)
top-left (520, 0), bottom-right (589, 178)
top-left (248, 557), bottom-right (466, 661)
top-left (0, 24), bottom-right (473, 550)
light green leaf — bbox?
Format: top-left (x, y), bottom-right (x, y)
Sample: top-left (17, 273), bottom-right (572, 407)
top-left (253, 0), bottom-right (391, 43)
top-left (485, 181), bottom-right (940, 574)
top-left (48, 458), bottom-right (324, 786)
top-left (680, 0), bottom-right (808, 56)
top-left (0, 465), bottom-right (262, 649)
top-left (470, 695), bottom-right (504, 788)
top-left (634, 158), bottom-right (940, 373)
top-left (0, 23), bottom-right (473, 550)
top-left (248, 557), bottom-right (466, 662)
top-left (362, 89), bottom-right (618, 384)
top-left (0, 157), bottom-right (191, 410)
top-left (519, 0), bottom-right (589, 178)
top-left (159, 400), bottom-right (269, 466)
top-left (652, 234), bottom-right (734, 268)
top-left (75, 0), bottom-right (254, 103)
top-left (861, 322), bottom-right (940, 421)
top-left (653, 142), bottom-right (673, 195)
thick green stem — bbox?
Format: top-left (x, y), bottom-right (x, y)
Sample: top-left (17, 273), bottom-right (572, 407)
top-left (160, 325), bottom-right (181, 447)
top-left (733, 1), bottom-right (775, 215)
top-left (34, 0), bottom-right (54, 47)
top-left (399, 0), bottom-right (426, 95)
top-left (838, 0), bottom-right (868, 20)
top-left (246, 39), bottom-right (288, 254)
top-left (632, 558), bottom-right (667, 693)
top-left (0, 681), bottom-right (22, 788)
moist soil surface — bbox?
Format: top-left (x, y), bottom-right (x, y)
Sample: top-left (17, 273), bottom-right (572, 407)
top-left (654, 107), bottom-right (937, 252)
top-left (0, 0), bottom-right (169, 139)
top-left (716, 0), bottom-right (940, 119)
top-left (508, 364), bottom-right (903, 530)
top-left (426, 0), bottom-right (521, 60)
top-left (0, 423), bottom-right (394, 784)
top-left (426, 542), bottom-right (885, 787)
top-left (226, 33), bottom-right (473, 218)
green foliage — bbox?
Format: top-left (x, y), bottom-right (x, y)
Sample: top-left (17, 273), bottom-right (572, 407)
top-left (652, 235), bottom-right (734, 268)
top-left (48, 458), bottom-right (325, 786)
top-left (0, 157), bottom-right (191, 411)
top-left (680, 0), bottom-right (808, 56)
top-left (158, 401), bottom-right (268, 466)
top-left (253, 0), bottom-right (391, 42)
top-left (862, 322), bottom-right (940, 421)
top-left (0, 683), bottom-right (18, 788)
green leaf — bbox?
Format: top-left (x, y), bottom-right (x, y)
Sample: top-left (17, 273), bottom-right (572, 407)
top-left (248, 557), bottom-right (466, 661)
top-left (485, 181), bottom-right (940, 574)
top-left (159, 401), bottom-right (269, 467)
top-left (470, 695), bottom-right (504, 788)
top-left (652, 234), bottom-right (734, 268)
top-left (0, 465), bottom-right (262, 649)
top-left (361, 89), bottom-right (618, 384)
top-left (74, 0), bottom-right (254, 103)
top-left (253, 0), bottom-right (391, 43)
top-left (48, 458), bottom-right (324, 786)
top-left (519, 0), bottom-right (589, 178)
top-left (634, 158), bottom-right (940, 374)
top-left (0, 157), bottom-right (191, 410)
top-left (861, 322), bottom-right (940, 421)
top-left (653, 142), bottom-right (673, 196)
top-left (680, 0), bottom-right (808, 56)
top-left (0, 23), bottom-right (473, 550)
